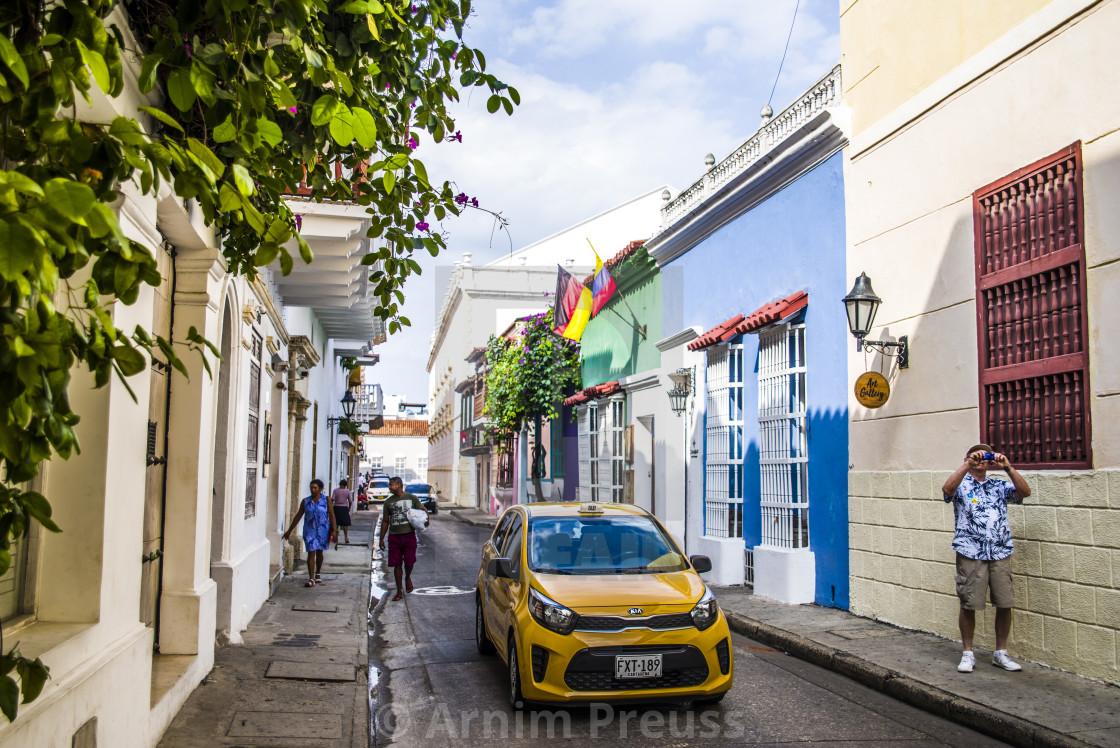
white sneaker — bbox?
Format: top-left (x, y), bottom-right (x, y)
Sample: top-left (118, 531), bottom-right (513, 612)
top-left (957, 651), bottom-right (976, 672)
top-left (992, 650), bottom-right (1022, 671)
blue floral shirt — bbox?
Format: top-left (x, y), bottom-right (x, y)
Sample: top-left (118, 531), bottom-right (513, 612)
top-left (944, 473), bottom-right (1022, 560)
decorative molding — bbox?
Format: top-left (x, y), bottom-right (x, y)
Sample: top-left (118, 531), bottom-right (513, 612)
top-left (250, 276), bottom-right (291, 345)
top-left (653, 65), bottom-right (842, 233)
top-left (619, 372), bottom-right (661, 393)
top-left (646, 109), bottom-right (848, 266)
top-left (656, 326), bottom-right (702, 352)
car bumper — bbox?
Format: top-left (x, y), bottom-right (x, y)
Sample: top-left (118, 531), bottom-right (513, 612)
top-left (514, 612), bottom-right (733, 703)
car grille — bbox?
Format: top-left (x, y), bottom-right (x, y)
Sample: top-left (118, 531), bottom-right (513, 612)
top-left (716, 638), bottom-right (731, 675)
top-left (575, 612), bottom-right (694, 632)
top-left (563, 644), bottom-right (709, 692)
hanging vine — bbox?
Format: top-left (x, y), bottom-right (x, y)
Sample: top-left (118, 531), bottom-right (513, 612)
top-left (0, 0), bottom-right (516, 720)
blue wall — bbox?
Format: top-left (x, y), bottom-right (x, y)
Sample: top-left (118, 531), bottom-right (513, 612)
top-left (663, 151), bottom-right (850, 608)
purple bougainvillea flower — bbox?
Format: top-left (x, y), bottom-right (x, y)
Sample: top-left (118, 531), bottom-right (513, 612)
top-left (184, 43), bottom-right (191, 58)
top-left (451, 130), bottom-right (463, 143)
top-left (417, 221), bottom-right (430, 231)
top-left (412, 4), bottom-right (418, 14)
top-left (454, 192), bottom-right (469, 205)
top-left (295, 214), bottom-right (303, 231)
top-left (409, 101), bottom-right (416, 109)
top-left (407, 137), bottom-right (418, 150)
top-left (385, 82), bottom-right (391, 90)
top-left (470, 198), bottom-right (479, 208)
top-left (288, 106), bottom-right (298, 114)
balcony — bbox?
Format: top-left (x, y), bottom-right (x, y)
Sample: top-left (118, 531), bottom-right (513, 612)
top-left (354, 384), bottom-right (384, 431)
top-left (460, 424), bottom-right (491, 456)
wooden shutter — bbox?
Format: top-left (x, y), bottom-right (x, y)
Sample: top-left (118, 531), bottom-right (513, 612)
top-left (973, 142), bottom-right (1091, 468)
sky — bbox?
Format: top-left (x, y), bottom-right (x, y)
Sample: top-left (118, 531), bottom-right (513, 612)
top-left (373, 0), bottom-right (841, 402)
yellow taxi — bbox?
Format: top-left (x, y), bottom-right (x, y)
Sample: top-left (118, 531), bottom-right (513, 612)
top-left (475, 502), bottom-right (733, 708)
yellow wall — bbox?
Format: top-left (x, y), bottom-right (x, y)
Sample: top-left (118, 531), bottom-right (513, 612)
top-left (840, 0), bottom-right (1053, 133)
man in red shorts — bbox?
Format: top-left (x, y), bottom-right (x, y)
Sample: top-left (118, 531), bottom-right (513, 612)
top-left (379, 476), bottom-right (428, 601)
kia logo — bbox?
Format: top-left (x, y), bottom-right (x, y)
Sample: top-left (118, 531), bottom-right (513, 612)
top-left (628, 607), bottom-right (643, 616)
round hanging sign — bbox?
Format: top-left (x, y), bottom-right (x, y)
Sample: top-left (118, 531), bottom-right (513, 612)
top-left (855, 371), bottom-right (890, 408)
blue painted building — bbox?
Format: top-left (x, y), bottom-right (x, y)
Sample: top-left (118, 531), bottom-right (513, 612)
top-left (645, 65), bottom-right (850, 607)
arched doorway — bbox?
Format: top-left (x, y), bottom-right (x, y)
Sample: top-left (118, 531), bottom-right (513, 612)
top-left (210, 300), bottom-right (234, 634)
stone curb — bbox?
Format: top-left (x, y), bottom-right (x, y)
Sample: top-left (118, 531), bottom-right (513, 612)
top-left (724, 611), bottom-right (1093, 748)
top-left (448, 508), bottom-right (497, 529)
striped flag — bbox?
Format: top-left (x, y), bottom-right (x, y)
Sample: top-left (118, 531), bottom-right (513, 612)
top-left (552, 264), bottom-right (593, 341)
top-left (588, 243), bottom-right (617, 315)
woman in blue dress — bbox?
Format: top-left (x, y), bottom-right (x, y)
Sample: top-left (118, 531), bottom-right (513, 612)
top-left (282, 478), bottom-right (337, 586)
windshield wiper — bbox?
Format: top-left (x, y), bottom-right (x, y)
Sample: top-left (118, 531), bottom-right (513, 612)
top-left (532, 567), bottom-right (573, 575)
top-left (579, 567), bottom-right (651, 575)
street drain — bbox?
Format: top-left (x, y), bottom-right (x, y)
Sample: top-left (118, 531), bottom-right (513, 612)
top-left (265, 661), bottom-right (356, 682)
top-left (271, 633), bottom-right (321, 647)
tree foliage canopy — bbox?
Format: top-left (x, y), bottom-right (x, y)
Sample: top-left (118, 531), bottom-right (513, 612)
top-left (0, 0), bottom-right (515, 720)
top-left (483, 310), bottom-right (581, 443)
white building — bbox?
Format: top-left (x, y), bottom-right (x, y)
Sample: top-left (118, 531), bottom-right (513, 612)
top-left (426, 186), bottom-right (670, 509)
top-left (362, 420), bottom-right (431, 484)
top-left (0, 9), bottom-right (385, 746)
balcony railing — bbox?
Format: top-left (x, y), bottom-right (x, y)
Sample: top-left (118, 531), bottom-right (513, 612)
top-left (289, 160), bottom-right (370, 197)
top-left (655, 64), bottom-right (842, 233)
top-left (354, 383), bottom-right (384, 430)
top-left (460, 424), bottom-right (491, 456)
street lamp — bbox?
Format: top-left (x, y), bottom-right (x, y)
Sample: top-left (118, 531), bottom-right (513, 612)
top-left (328, 390), bottom-right (360, 487)
top-left (842, 272), bottom-right (910, 368)
top-left (667, 367), bottom-right (693, 416)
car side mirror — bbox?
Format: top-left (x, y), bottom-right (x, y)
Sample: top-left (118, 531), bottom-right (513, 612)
top-left (488, 558), bottom-right (514, 579)
top-left (690, 555), bottom-right (713, 574)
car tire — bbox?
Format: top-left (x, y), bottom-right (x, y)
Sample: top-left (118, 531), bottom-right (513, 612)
top-left (507, 633), bottom-right (526, 711)
top-left (475, 595), bottom-right (495, 655)
top-left (430, 505), bottom-right (438, 514)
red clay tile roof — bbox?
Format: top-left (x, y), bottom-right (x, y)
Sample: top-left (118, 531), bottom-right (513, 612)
top-left (687, 290), bottom-right (809, 351)
top-left (581, 240), bottom-right (646, 285)
top-left (367, 419), bottom-right (429, 437)
top-left (563, 380), bottom-right (622, 406)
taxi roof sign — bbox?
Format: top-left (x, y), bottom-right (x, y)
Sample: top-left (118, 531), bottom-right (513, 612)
top-left (578, 503), bottom-right (604, 515)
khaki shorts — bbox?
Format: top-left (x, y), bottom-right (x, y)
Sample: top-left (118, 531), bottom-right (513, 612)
top-left (955, 553), bottom-right (1014, 610)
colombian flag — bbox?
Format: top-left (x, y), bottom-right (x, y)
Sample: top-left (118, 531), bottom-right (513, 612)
top-left (589, 244), bottom-right (617, 315)
top-left (552, 265), bottom-right (593, 341)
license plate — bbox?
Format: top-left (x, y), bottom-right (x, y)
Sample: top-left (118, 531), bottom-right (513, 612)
top-left (614, 654), bottom-right (662, 679)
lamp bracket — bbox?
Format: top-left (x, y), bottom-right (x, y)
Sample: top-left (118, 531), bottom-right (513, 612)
top-left (857, 335), bottom-right (909, 369)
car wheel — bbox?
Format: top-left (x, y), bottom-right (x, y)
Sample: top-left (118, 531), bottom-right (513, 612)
top-left (475, 595), bottom-right (495, 655)
top-left (431, 505), bottom-right (438, 515)
top-left (507, 634), bottom-right (526, 711)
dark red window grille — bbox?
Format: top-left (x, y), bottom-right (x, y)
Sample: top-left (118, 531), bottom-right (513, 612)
top-left (973, 142), bottom-right (1090, 469)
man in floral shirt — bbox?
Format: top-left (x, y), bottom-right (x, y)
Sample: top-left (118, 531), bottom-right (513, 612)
top-left (942, 443), bottom-right (1032, 673)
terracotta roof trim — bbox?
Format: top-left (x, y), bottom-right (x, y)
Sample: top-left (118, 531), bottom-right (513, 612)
top-left (687, 291), bottom-right (808, 351)
top-left (563, 380), bottom-right (622, 406)
top-left (580, 240), bottom-right (646, 285)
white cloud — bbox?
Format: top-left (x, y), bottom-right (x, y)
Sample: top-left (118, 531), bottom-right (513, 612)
top-left (372, 0), bottom-right (841, 399)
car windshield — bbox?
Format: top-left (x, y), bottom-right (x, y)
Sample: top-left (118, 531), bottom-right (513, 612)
top-left (372, 478), bottom-right (389, 486)
top-left (405, 484), bottom-right (430, 494)
top-left (527, 515), bottom-right (687, 574)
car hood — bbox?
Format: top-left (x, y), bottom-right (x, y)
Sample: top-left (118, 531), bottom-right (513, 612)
top-left (532, 571), bottom-right (704, 611)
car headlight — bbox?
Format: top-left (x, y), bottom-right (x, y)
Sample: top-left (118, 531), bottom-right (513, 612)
top-left (690, 587), bottom-right (719, 631)
top-left (528, 588), bottom-right (578, 635)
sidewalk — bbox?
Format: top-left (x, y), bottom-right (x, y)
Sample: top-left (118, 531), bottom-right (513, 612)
top-left (448, 505), bottom-right (498, 529)
top-left (158, 510), bottom-right (374, 747)
top-left (714, 587), bottom-right (1120, 748)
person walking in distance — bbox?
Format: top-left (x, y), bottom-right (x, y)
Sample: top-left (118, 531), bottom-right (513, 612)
top-left (332, 478), bottom-right (353, 547)
top-left (283, 479), bottom-right (336, 586)
top-left (942, 444), bottom-right (1032, 673)
top-left (379, 476), bottom-right (428, 601)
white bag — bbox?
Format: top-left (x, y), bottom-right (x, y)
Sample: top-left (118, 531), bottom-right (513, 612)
top-left (407, 508), bottom-right (429, 533)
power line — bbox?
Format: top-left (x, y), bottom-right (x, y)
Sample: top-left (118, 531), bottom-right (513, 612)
top-left (767, 0), bottom-right (802, 108)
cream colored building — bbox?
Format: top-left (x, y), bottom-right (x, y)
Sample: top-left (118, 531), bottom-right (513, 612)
top-left (0, 10), bottom-right (385, 746)
top-left (843, 0), bottom-right (1120, 684)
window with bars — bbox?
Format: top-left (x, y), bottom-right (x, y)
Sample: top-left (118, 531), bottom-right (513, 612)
top-left (758, 323), bottom-right (809, 549)
top-left (496, 435), bottom-right (514, 487)
top-left (704, 343), bottom-right (744, 538)
top-left (973, 143), bottom-right (1090, 469)
top-left (576, 399), bottom-right (625, 502)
